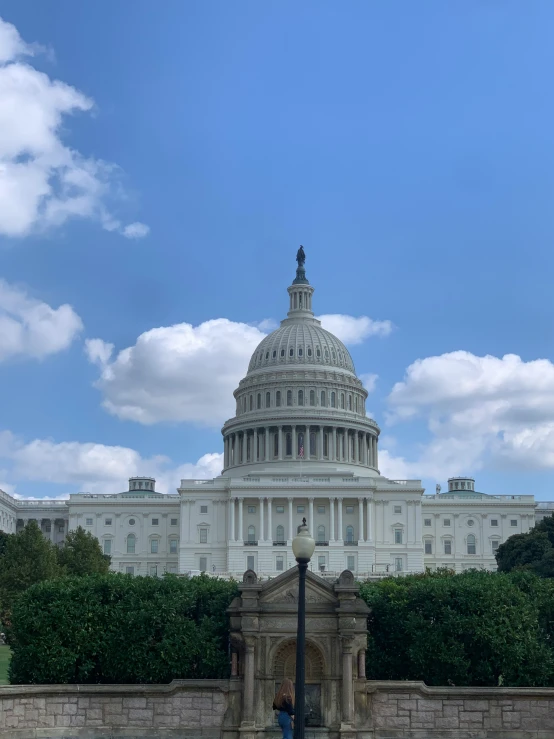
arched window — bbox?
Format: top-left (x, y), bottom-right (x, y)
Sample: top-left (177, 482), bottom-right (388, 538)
top-left (246, 435), bottom-right (251, 462)
top-left (276, 391), bottom-right (281, 407)
top-left (355, 397), bottom-right (358, 412)
top-left (324, 348), bottom-right (329, 359)
top-left (127, 533), bottom-right (136, 554)
top-left (249, 395), bottom-right (253, 411)
top-left (298, 432), bottom-right (304, 457)
top-left (317, 525), bottom-right (326, 543)
top-left (323, 432), bottom-right (328, 457)
top-left (266, 392), bottom-right (271, 408)
top-left (350, 435), bottom-right (355, 460)
top-left (316, 347), bottom-right (321, 358)
top-left (286, 433), bottom-right (292, 456)
top-left (248, 525), bottom-right (256, 543)
top-left (287, 390), bottom-right (293, 406)
top-left (289, 347), bottom-right (294, 357)
top-left (310, 431), bottom-right (316, 457)
top-left (280, 348), bottom-right (285, 357)
top-left (298, 390), bottom-right (304, 406)
top-left (307, 347), bottom-right (312, 357)
top-left (345, 525), bottom-right (354, 543)
top-left (298, 348), bottom-right (303, 357)
top-left (257, 393), bottom-right (261, 409)
top-left (331, 391), bottom-right (336, 408)
top-left (467, 534), bottom-right (476, 555)
top-left (310, 390), bottom-right (315, 406)
top-left (265, 352), bottom-right (269, 360)
top-left (243, 397), bottom-right (246, 412)
top-left (276, 525), bottom-right (285, 543)
top-left (272, 350), bottom-right (277, 358)
top-left (321, 390), bottom-right (326, 406)
top-left (274, 433), bottom-right (279, 457)
top-left (348, 395), bottom-right (352, 410)
top-left (341, 393), bottom-right (345, 409)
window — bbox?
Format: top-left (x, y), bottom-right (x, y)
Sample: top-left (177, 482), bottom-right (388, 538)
top-left (298, 390), bottom-right (304, 406)
top-left (129, 518), bottom-right (135, 526)
top-left (151, 539), bottom-right (159, 553)
top-left (249, 395), bottom-right (253, 410)
top-left (323, 433), bottom-right (328, 457)
top-left (276, 556), bottom-right (284, 571)
top-left (298, 347), bottom-right (303, 357)
top-left (248, 525), bottom-right (256, 543)
top-left (105, 518), bottom-right (112, 526)
top-left (126, 566), bottom-right (134, 575)
top-left (274, 433), bottom-right (279, 457)
top-left (348, 395), bottom-right (352, 410)
top-left (308, 348), bottom-right (312, 357)
top-left (491, 519), bottom-right (498, 527)
top-left (346, 505), bottom-right (354, 514)
top-left (289, 347), bottom-right (294, 357)
top-left (276, 525), bottom-right (285, 542)
top-left (170, 518), bottom-right (178, 526)
top-left (199, 557), bottom-right (207, 572)
top-left (310, 390), bottom-right (315, 406)
top-left (321, 391), bottom-right (326, 406)
top-left (510, 520), bottom-right (517, 527)
top-left (297, 432), bottom-right (304, 457)
top-left (424, 539), bottom-right (433, 554)
top-left (169, 539), bottom-right (178, 554)
top-left (424, 518), bottom-right (431, 527)
top-left (297, 506), bottom-right (305, 514)
top-left (395, 558), bottom-right (403, 572)
top-left (467, 534), bottom-right (476, 555)
top-left (248, 505), bottom-right (256, 514)
top-left (266, 392), bottom-right (271, 408)
top-left (247, 555), bottom-right (255, 570)
top-left (341, 393), bottom-right (345, 409)
top-left (444, 540), bottom-right (452, 555)
top-left (444, 519), bottom-right (451, 527)
top-left (152, 518), bottom-right (159, 526)
top-left (316, 347), bottom-right (321, 358)
top-left (394, 506), bottom-right (402, 514)
top-left (331, 391), bottom-right (336, 408)
top-left (286, 433), bottom-right (292, 455)
top-left (287, 390), bottom-right (293, 406)
top-left (394, 528), bottom-right (403, 544)
top-left (317, 525), bottom-right (326, 542)
top-left (127, 534), bottom-right (136, 554)
top-left (467, 519), bottom-right (474, 527)
top-left (318, 505), bottom-right (326, 514)
top-left (318, 555), bottom-right (326, 571)
top-left (272, 350), bottom-right (276, 359)
top-left (103, 539), bottom-right (112, 555)
top-left (85, 518), bottom-right (93, 526)
top-left (168, 565), bottom-right (177, 574)
top-left (200, 528), bottom-right (208, 543)
top-left (276, 506), bottom-right (284, 514)
top-left (149, 565), bottom-right (158, 577)
top-left (492, 540), bottom-right (500, 553)
top-left (276, 391), bottom-right (281, 407)
top-left (345, 525), bottom-right (354, 543)
top-left (200, 506), bottom-right (208, 514)
top-left (346, 555), bottom-right (355, 571)
top-left (309, 432), bottom-right (316, 457)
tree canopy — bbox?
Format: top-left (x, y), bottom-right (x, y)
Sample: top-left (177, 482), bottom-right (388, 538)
top-left (57, 526), bottom-right (111, 576)
top-left (496, 515), bottom-right (554, 576)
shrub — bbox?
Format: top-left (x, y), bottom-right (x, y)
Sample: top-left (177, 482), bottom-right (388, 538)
top-left (8, 573), bottom-right (238, 684)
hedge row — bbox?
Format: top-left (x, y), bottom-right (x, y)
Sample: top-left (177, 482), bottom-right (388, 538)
top-left (359, 569), bottom-right (554, 687)
top-left (8, 574), bottom-right (238, 684)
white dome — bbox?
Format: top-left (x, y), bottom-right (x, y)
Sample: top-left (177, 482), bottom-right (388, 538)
top-left (247, 320), bottom-right (355, 375)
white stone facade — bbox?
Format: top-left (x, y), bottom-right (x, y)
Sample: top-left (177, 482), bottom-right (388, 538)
top-left (0, 254), bottom-right (548, 577)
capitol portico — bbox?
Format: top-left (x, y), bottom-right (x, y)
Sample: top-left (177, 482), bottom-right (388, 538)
top-left (0, 250), bottom-right (547, 578)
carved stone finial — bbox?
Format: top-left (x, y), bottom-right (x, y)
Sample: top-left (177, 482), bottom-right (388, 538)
top-left (338, 569), bottom-right (355, 586)
top-left (242, 569), bottom-right (258, 584)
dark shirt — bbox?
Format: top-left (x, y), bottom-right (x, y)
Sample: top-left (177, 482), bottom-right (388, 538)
top-left (273, 698), bottom-right (295, 716)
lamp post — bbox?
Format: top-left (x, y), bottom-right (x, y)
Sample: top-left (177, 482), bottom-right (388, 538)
top-left (292, 518), bottom-right (315, 739)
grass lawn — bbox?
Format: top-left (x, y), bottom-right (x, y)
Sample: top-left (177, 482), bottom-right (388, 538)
top-left (0, 645), bottom-right (11, 684)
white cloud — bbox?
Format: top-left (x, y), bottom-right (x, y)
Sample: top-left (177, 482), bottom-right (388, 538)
top-left (0, 17), bottom-right (147, 238)
top-left (84, 337), bottom-right (113, 367)
top-left (87, 318), bottom-right (267, 426)
top-left (318, 314), bottom-right (393, 344)
top-left (0, 430), bottom-right (222, 495)
top-left (360, 373), bottom-right (378, 393)
top-left (0, 279), bottom-right (82, 361)
top-left (386, 350), bottom-right (554, 478)
top-left (122, 222), bottom-right (150, 239)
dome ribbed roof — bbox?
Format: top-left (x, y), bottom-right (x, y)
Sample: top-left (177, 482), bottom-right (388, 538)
top-left (247, 320), bottom-right (355, 374)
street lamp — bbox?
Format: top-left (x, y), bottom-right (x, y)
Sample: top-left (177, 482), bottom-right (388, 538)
top-left (292, 518), bottom-right (316, 739)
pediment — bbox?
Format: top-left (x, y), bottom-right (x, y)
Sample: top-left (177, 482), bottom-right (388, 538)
top-left (260, 569), bottom-right (338, 606)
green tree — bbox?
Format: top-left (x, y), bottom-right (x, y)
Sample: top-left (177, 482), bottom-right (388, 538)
top-left (57, 526), bottom-right (110, 576)
top-left (0, 521), bottom-right (61, 624)
top-left (0, 531), bottom-right (11, 557)
top-left (495, 531), bottom-right (553, 573)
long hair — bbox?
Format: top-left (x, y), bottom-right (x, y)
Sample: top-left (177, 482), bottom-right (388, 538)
top-left (274, 678), bottom-right (295, 709)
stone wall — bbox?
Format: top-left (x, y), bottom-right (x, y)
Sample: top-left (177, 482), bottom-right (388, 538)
top-left (0, 679), bottom-right (240, 739)
top-left (365, 681), bottom-right (554, 738)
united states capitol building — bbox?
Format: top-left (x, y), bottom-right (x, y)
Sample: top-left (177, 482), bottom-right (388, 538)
top-left (0, 252), bottom-right (551, 578)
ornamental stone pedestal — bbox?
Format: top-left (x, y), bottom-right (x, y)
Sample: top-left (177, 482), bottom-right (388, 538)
top-left (228, 568), bottom-right (370, 739)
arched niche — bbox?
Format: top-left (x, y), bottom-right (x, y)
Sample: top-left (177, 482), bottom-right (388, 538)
top-left (272, 639), bottom-right (324, 726)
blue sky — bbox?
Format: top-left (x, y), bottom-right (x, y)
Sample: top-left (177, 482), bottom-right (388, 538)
top-left (2, 1), bottom-right (554, 499)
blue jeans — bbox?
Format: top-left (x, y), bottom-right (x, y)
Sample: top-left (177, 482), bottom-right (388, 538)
top-left (278, 711), bottom-right (293, 739)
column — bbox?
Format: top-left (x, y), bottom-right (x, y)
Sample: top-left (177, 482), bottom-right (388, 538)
top-left (369, 436), bottom-right (374, 467)
top-left (366, 498), bottom-right (372, 543)
top-left (309, 497), bottom-right (314, 532)
top-left (358, 650), bottom-right (366, 679)
top-left (330, 497), bottom-right (335, 541)
top-left (373, 437), bottom-right (378, 468)
top-left (338, 498), bottom-right (344, 541)
top-left (358, 497), bottom-right (364, 542)
top-left (332, 427), bottom-right (337, 462)
top-left (238, 498), bottom-right (244, 542)
top-left (223, 437), bottom-right (228, 468)
top-left (265, 427), bottom-right (270, 461)
top-left (229, 499), bottom-right (235, 542)
top-left (50, 519), bottom-right (56, 543)
top-left (355, 433), bottom-right (360, 464)
top-left (288, 498), bottom-right (294, 540)
top-left (267, 497), bottom-right (272, 542)
top-left (342, 640), bottom-right (353, 724)
top-left (278, 426), bottom-right (283, 461)
top-left (260, 496), bottom-right (265, 541)
top-left (318, 426), bottom-right (324, 459)
top-left (292, 425), bottom-right (297, 460)
top-left (253, 428), bottom-right (258, 463)
top-left (243, 639), bottom-right (255, 724)
top-left (374, 437), bottom-right (378, 469)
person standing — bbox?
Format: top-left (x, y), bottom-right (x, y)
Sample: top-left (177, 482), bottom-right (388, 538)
top-left (273, 678), bottom-right (295, 739)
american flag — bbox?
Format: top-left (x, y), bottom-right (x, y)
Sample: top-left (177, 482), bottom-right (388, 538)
top-left (299, 442), bottom-right (304, 458)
